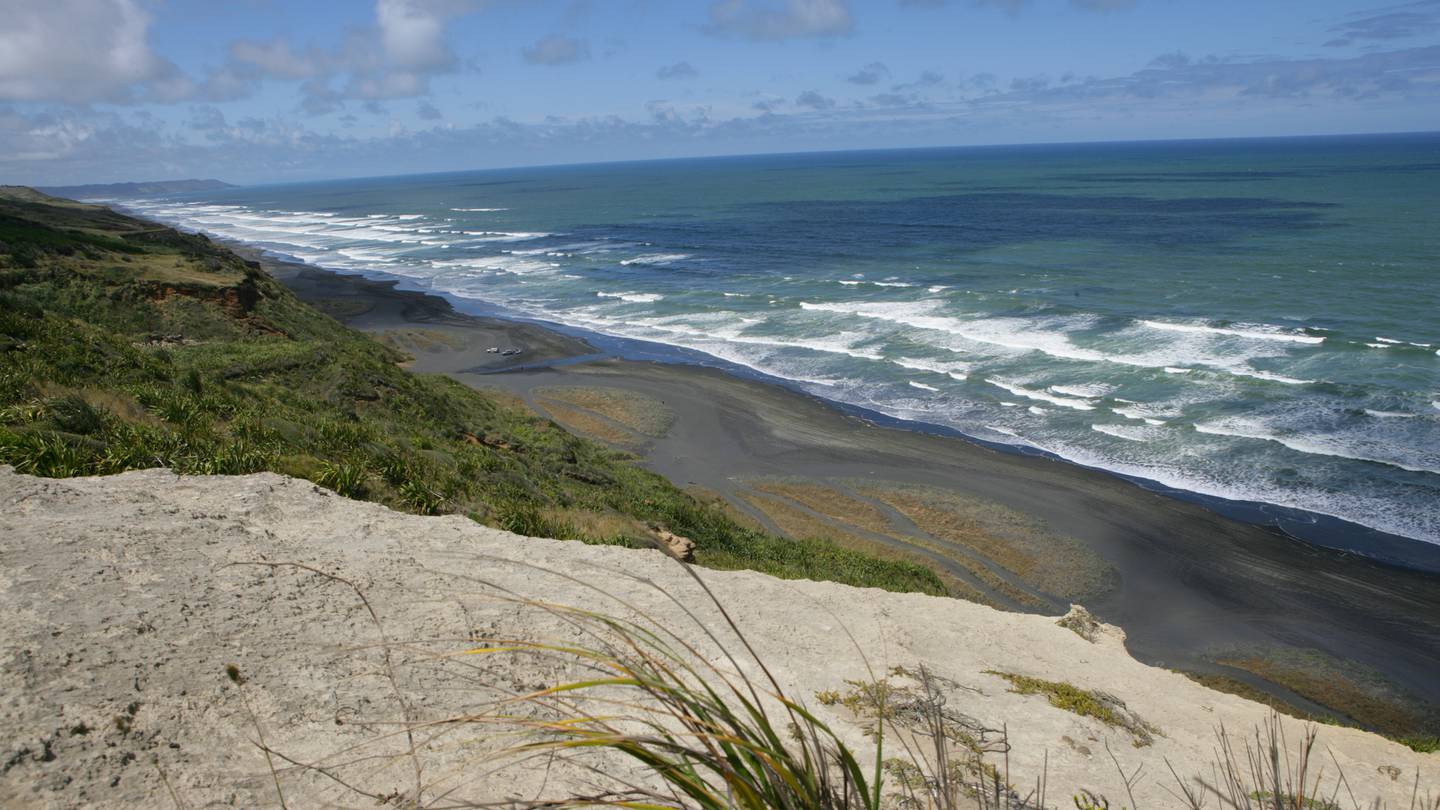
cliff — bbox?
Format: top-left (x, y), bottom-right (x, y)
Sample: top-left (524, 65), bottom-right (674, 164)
top-left (1, 466), bottom-right (1433, 808)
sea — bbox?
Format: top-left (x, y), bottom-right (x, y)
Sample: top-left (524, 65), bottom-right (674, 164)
top-left (117, 133), bottom-right (1440, 550)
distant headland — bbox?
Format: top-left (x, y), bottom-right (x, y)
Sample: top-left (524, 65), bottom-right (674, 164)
top-left (37, 178), bottom-right (236, 199)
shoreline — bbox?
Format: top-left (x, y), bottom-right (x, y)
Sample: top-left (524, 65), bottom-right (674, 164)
top-left (245, 241), bottom-right (1439, 570)
top-left (244, 243), bottom-right (1440, 734)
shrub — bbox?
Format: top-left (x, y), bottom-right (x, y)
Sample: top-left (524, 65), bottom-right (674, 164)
top-left (315, 460), bottom-right (367, 498)
top-left (398, 478), bottom-right (445, 515)
top-left (0, 430), bottom-right (91, 478)
top-left (47, 395), bottom-right (106, 435)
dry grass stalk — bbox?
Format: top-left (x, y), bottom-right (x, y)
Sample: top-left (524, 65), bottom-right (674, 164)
top-left (229, 557), bottom-right (1435, 810)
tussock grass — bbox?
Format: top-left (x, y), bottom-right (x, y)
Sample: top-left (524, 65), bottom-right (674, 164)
top-left (1166, 716), bottom-right (1373, 810)
top-left (462, 569), bottom-right (885, 809)
top-left (229, 553), bottom-right (1438, 810)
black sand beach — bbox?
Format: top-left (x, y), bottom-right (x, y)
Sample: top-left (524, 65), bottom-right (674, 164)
top-left (267, 255), bottom-right (1440, 736)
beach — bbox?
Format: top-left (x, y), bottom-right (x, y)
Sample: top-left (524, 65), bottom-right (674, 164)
top-left (4, 183), bottom-right (1438, 808)
top-left (263, 253), bottom-right (1440, 737)
top-left (116, 140), bottom-right (1440, 550)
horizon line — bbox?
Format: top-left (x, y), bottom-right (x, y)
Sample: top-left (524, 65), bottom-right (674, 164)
top-left (39, 128), bottom-right (1440, 191)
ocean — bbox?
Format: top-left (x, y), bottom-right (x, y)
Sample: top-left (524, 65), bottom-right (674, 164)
top-left (118, 133), bottom-right (1440, 547)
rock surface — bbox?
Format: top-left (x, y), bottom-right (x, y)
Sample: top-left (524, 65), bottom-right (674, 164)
top-left (0, 467), bottom-right (1434, 808)
top-left (653, 527), bottom-right (697, 561)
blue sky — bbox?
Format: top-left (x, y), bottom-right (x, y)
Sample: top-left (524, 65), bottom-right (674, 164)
top-left (3, 0), bottom-right (1439, 185)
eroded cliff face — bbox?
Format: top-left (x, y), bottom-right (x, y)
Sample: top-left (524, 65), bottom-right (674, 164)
top-left (0, 466), bottom-right (1433, 809)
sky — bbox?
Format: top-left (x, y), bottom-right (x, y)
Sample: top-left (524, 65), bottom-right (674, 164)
top-left (2, 0), bottom-right (1439, 185)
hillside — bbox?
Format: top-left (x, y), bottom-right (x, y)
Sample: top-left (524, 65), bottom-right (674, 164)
top-left (1, 466), bottom-right (1434, 808)
top-left (35, 179), bottom-right (236, 199)
top-left (0, 186), bottom-right (940, 593)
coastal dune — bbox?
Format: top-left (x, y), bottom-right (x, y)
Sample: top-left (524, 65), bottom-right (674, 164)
top-left (2, 466), bottom-right (1434, 808)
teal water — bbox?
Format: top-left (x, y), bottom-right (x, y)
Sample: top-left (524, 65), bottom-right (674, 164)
top-left (123, 134), bottom-right (1440, 546)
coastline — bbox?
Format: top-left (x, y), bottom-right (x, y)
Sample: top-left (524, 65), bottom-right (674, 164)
top-left (245, 243), bottom-right (1440, 735)
top-left (248, 245), bottom-right (1440, 569)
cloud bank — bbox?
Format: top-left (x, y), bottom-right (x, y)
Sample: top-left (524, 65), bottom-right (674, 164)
top-left (0, 0), bottom-right (180, 104)
top-left (706, 0), bottom-right (854, 40)
top-left (2, 0), bottom-right (1438, 185)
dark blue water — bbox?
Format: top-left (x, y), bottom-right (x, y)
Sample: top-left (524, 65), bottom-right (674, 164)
top-left (122, 134), bottom-right (1440, 545)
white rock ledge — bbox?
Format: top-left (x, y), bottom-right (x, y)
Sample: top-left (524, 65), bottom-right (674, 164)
top-left (0, 467), bottom-right (1434, 808)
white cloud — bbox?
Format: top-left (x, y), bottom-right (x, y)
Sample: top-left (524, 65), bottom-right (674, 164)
top-left (0, 0), bottom-right (174, 103)
top-left (377, 0), bottom-right (460, 72)
top-left (0, 107), bottom-right (98, 161)
top-left (230, 39), bottom-right (326, 81)
top-left (706, 0), bottom-right (854, 41)
top-left (228, 0), bottom-right (482, 114)
top-left (0, 0), bottom-right (474, 108)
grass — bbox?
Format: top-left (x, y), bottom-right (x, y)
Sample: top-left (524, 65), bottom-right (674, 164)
top-left (750, 480), bottom-right (901, 539)
top-left (735, 489), bottom-right (982, 602)
top-left (853, 482), bottom-right (1118, 603)
top-left (377, 328), bottom-right (468, 354)
top-left (740, 476), bottom-right (1112, 610)
top-left (462, 571), bottom-right (885, 810)
top-left (1399, 736), bottom-right (1440, 754)
top-left (1177, 652), bottom-right (1440, 753)
top-left (533, 385), bottom-right (674, 438)
top-left (0, 186), bottom-right (945, 597)
top-left (812, 665), bottom-right (1033, 808)
top-left (226, 553), bottom-right (1439, 810)
top-left (1212, 648), bottom-right (1439, 743)
top-left (534, 396), bottom-right (652, 454)
top-left (986, 671), bottom-right (1158, 748)
top-left (1168, 717), bottom-right (1359, 810)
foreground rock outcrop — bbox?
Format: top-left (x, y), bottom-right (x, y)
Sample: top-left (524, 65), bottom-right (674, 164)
top-left (1, 467), bottom-right (1434, 808)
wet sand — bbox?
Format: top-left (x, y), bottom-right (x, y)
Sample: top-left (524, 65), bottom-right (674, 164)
top-left (267, 261), bottom-right (592, 371)
top-left (268, 257), bottom-right (1440, 735)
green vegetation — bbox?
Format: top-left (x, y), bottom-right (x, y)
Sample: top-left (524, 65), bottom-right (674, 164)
top-left (1399, 734), bottom-right (1440, 753)
top-left (261, 561), bottom-right (1408, 810)
top-left (1207, 646), bottom-right (1439, 743)
top-left (0, 187), bottom-right (944, 596)
top-left (1245, 792), bottom-right (1340, 810)
top-left (986, 671), bottom-right (1158, 747)
top-left (810, 665), bottom-right (1067, 808)
top-left (465, 583), bottom-right (885, 810)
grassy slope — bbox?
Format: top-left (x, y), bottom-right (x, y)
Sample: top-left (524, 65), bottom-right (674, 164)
top-left (0, 187), bottom-right (944, 596)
